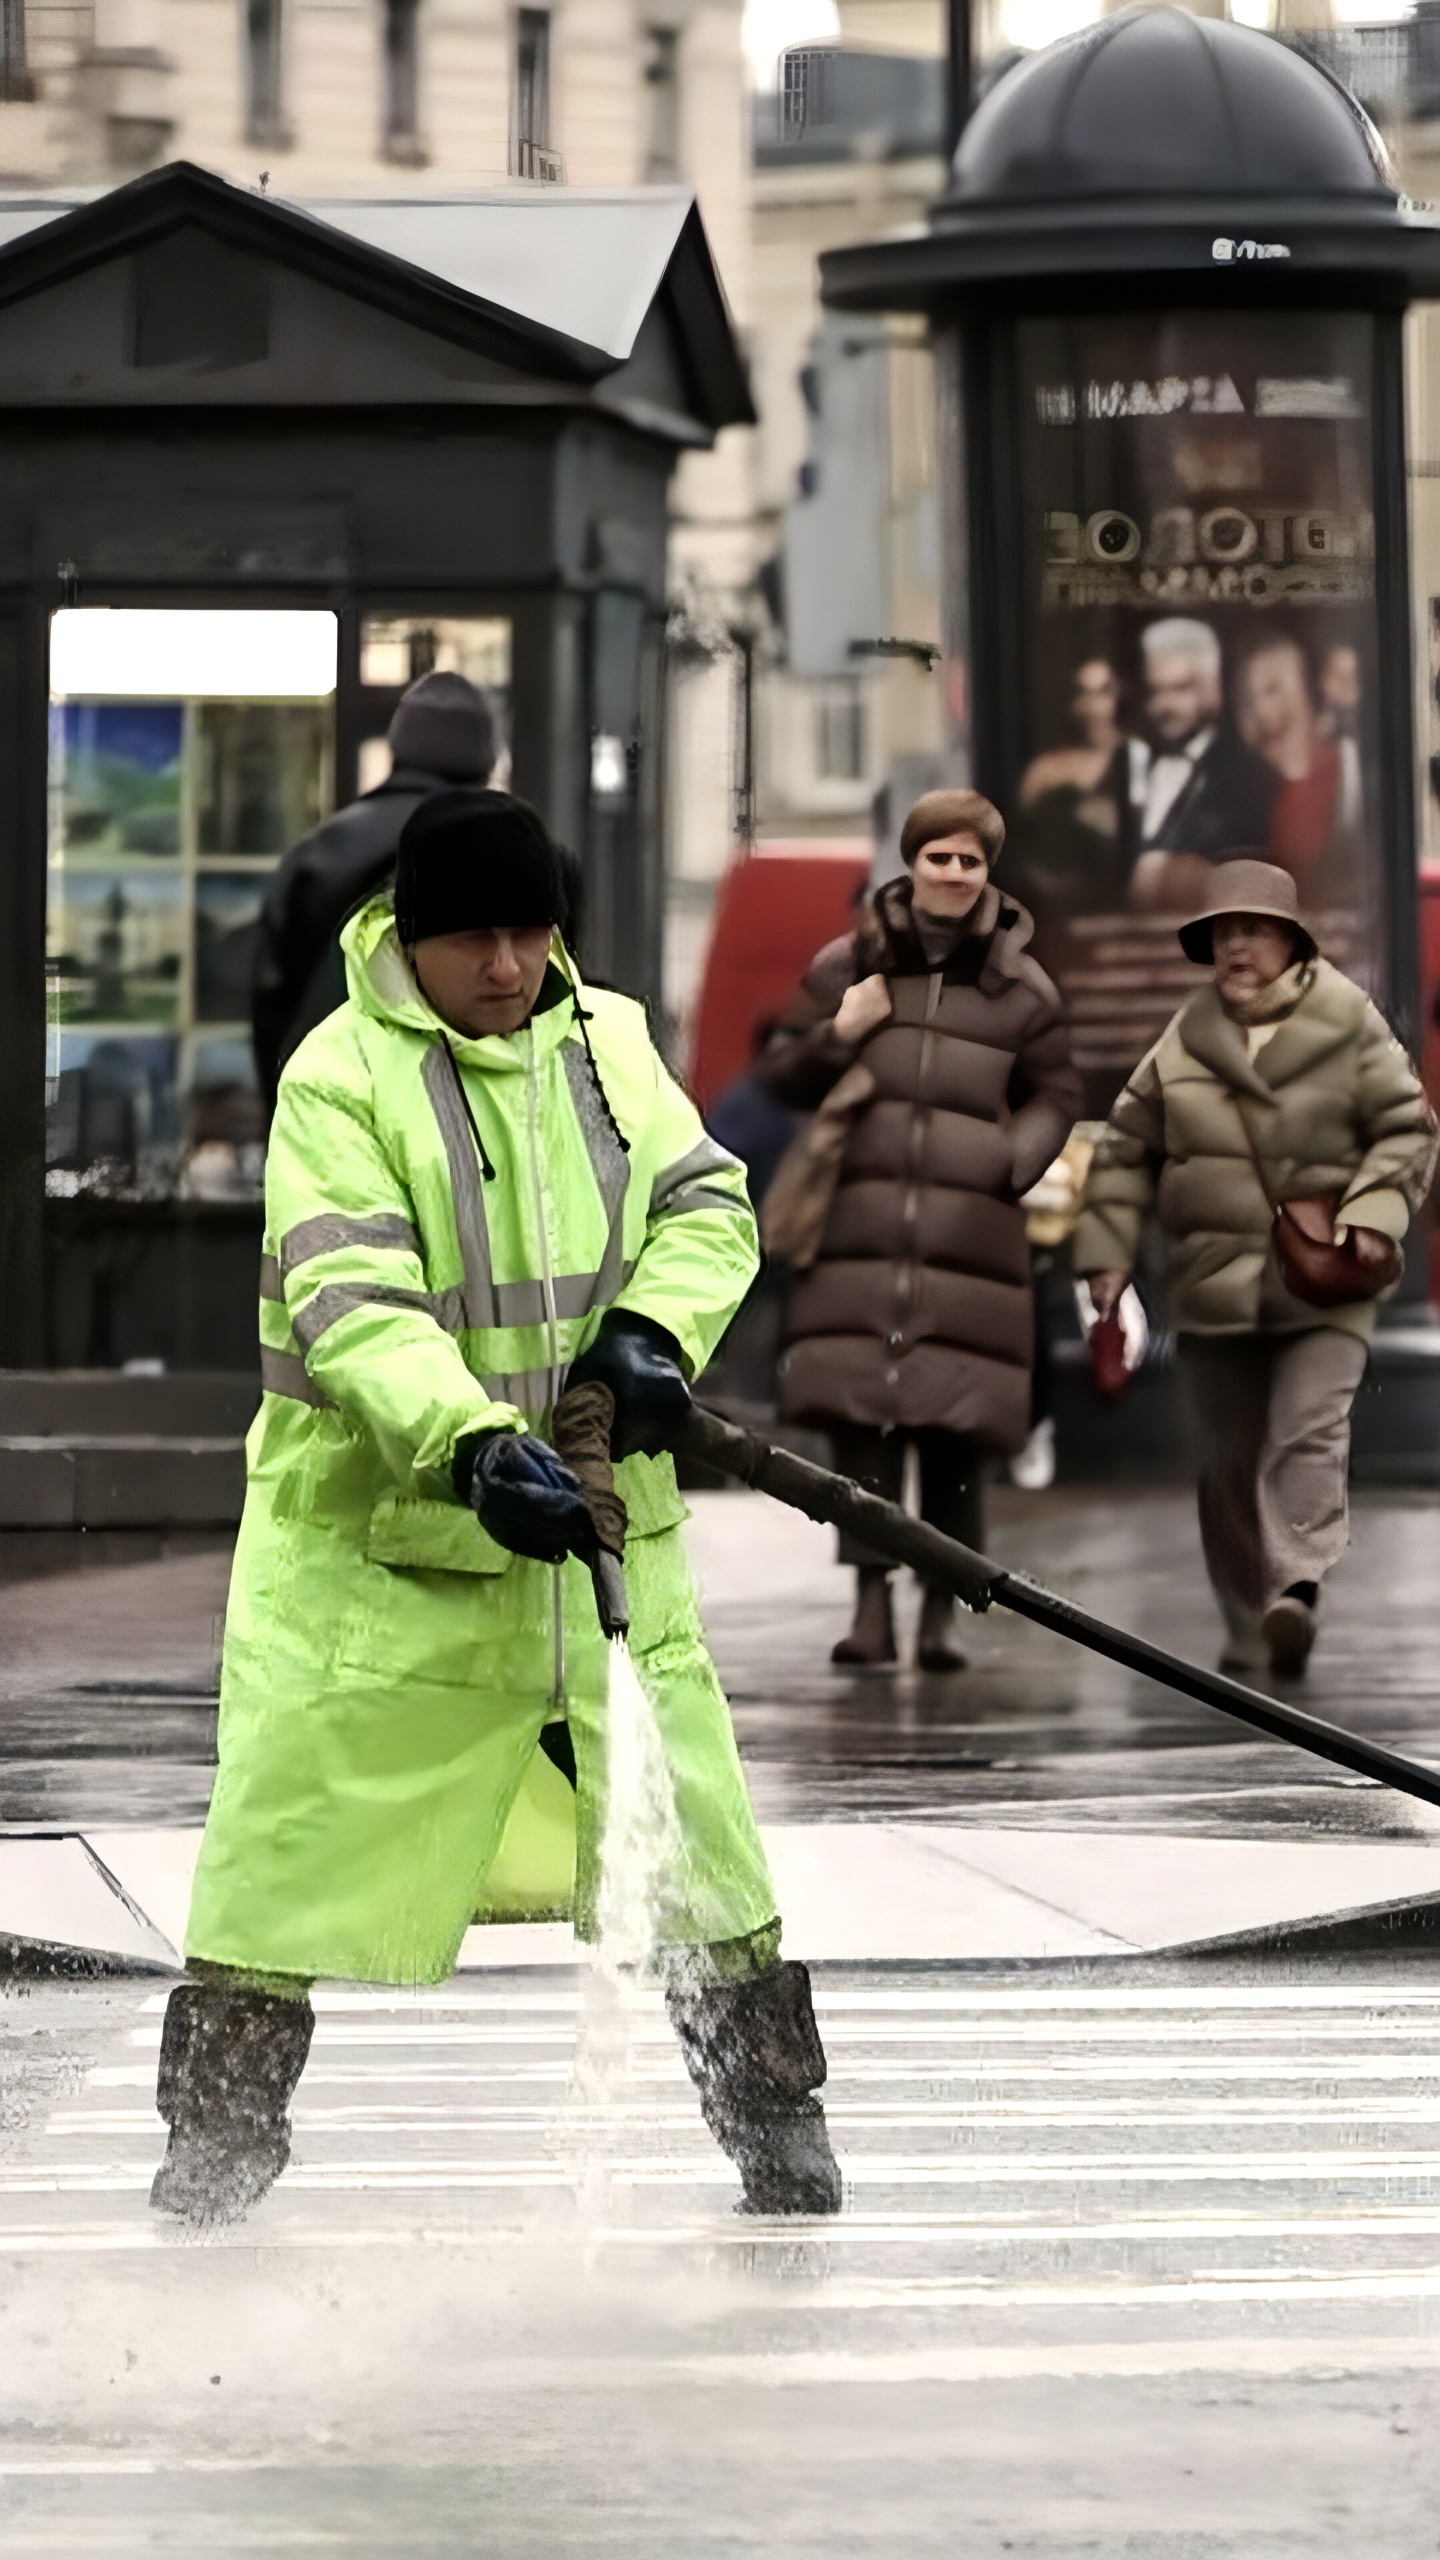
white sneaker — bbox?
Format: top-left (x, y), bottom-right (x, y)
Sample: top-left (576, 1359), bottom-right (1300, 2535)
top-left (1008, 1417), bottom-right (1056, 1491)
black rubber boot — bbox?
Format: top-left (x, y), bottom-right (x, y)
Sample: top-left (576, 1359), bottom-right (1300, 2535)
top-left (150, 1981), bottom-right (315, 2226)
top-left (666, 1958), bottom-right (843, 2215)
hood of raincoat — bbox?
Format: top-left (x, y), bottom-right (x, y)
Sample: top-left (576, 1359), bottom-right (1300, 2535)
top-left (342, 892), bottom-right (580, 1076)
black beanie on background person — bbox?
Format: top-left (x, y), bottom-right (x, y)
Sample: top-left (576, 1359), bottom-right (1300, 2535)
top-left (387, 671), bottom-right (496, 782)
top-left (394, 789), bottom-right (567, 942)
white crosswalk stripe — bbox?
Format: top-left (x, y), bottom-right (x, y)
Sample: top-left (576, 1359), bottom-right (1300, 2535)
top-left (5, 1974), bottom-right (1440, 2352)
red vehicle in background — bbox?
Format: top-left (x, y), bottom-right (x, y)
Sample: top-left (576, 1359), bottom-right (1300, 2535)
top-left (689, 841), bottom-right (872, 1113)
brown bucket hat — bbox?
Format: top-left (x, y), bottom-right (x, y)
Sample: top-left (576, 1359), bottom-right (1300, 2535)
top-left (1177, 855), bottom-right (1317, 965)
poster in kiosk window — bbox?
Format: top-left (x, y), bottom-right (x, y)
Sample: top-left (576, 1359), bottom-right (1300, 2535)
top-left (1003, 309), bottom-right (1384, 1118)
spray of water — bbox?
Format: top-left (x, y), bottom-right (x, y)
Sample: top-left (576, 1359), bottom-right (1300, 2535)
top-left (550, 1633), bottom-right (696, 2228)
top-left (594, 1634), bottom-right (688, 1974)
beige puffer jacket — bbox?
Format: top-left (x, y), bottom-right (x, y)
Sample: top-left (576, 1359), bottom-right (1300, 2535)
top-left (1073, 958), bottom-right (1438, 1339)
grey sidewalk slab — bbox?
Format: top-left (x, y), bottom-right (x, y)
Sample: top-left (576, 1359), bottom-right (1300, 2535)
top-left (8, 1819), bottom-right (1440, 1969)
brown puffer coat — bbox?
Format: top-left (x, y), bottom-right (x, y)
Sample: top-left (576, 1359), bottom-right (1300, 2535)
top-left (762, 875), bottom-right (1080, 1452)
top-left (1073, 958), bottom-right (1439, 1341)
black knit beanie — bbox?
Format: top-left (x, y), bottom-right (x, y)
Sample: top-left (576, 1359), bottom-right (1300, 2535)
top-left (387, 672), bottom-right (496, 782)
top-left (394, 789), bottom-right (566, 941)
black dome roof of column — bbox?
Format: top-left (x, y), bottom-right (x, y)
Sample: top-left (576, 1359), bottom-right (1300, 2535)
top-left (819, 2), bottom-right (1440, 307)
top-left (951, 7), bottom-right (1393, 205)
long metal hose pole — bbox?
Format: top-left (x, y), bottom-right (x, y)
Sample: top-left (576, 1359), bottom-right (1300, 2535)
top-left (682, 1404), bottom-right (1440, 1815)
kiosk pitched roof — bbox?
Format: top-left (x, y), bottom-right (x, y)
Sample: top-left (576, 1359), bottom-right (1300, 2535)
top-left (0, 161), bottom-right (754, 433)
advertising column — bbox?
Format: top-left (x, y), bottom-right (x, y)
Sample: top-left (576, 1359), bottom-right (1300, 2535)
top-left (1002, 309), bottom-right (1383, 1115)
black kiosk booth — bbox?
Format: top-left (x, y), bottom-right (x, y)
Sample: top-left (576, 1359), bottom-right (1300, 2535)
top-left (0, 163), bottom-right (750, 1380)
top-left (822, 8), bottom-right (1440, 1467)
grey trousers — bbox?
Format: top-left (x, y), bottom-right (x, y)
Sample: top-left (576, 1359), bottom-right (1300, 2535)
top-left (1177, 1329), bottom-right (1368, 1628)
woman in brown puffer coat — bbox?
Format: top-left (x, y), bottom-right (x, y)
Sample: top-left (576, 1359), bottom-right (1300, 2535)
top-left (761, 789), bottom-right (1081, 1669)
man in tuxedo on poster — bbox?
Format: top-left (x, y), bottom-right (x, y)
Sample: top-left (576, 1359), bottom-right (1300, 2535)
top-left (1127, 617), bottom-right (1279, 910)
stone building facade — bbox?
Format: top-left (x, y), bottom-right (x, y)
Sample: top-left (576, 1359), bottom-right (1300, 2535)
top-left (0, 0), bottom-right (754, 1042)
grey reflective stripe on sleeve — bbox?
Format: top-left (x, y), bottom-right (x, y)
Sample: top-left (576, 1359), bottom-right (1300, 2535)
top-left (421, 1041), bottom-right (498, 1327)
top-left (655, 1182), bottom-right (751, 1219)
top-left (260, 1347), bottom-right (333, 1408)
top-left (279, 1211), bottom-right (421, 1276)
top-left (562, 1042), bottom-right (631, 1308)
top-left (650, 1134), bottom-right (744, 1217)
top-left (291, 1280), bottom-right (454, 1354)
top-left (259, 1253), bottom-right (284, 1302)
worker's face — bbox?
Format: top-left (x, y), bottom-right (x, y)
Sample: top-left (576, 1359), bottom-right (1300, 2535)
top-left (412, 925), bottom-right (554, 1038)
top-left (1146, 651), bottom-right (1220, 746)
top-left (1212, 912), bottom-right (1297, 1002)
top-left (909, 830), bottom-right (989, 923)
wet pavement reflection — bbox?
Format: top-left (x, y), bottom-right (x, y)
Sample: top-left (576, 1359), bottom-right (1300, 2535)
top-left (2, 1486), bottom-right (1436, 1844)
top-left (698, 1484), bottom-right (1440, 1842)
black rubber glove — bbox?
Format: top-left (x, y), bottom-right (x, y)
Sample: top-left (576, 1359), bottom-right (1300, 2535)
top-left (454, 1430), bottom-right (596, 1565)
top-left (565, 1310), bottom-right (691, 1461)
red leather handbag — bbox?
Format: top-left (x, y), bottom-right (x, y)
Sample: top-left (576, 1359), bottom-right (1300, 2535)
top-left (1272, 1194), bottom-right (1401, 1310)
top-left (1088, 1304), bottom-right (1133, 1402)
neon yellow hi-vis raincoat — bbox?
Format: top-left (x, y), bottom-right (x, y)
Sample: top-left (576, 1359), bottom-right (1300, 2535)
top-left (185, 897), bottom-right (774, 1987)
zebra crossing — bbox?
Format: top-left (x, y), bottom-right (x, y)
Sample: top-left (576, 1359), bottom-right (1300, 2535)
top-left (5, 1970), bottom-right (1440, 2557)
top-left (6, 1970), bottom-right (1440, 2356)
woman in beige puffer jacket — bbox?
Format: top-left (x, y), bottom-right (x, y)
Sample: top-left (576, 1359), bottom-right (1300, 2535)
top-left (1074, 857), bottom-right (1437, 1679)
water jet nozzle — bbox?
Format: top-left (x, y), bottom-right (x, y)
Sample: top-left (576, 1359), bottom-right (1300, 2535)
top-left (552, 1377), bottom-right (630, 1640)
top-left (590, 1549), bottom-right (630, 1640)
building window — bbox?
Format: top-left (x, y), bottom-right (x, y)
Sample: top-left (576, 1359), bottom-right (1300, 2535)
top-left (641, 24), bottom-right (679, 180)
top-left (0, 0), bottom-right (33, 102)
top-left (815, 682), bottom-right (865, 783)
top-left (382, 0), bottom-right (425, 163)
top-left (513, 9), bottom-right (562, 180)
top-left (781, 44), bottom-right (835, 141)
top-left (246, 0), bottom-right (289, 147)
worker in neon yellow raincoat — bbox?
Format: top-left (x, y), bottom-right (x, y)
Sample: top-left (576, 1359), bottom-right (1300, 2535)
top-left (153, 789), bottom-right (842, 2225)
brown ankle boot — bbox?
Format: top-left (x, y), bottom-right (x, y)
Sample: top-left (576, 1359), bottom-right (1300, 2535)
top-left (917, 1583), bottom-right (967, 1673)
top-left (831, 1568), bottom-right (896, 1666)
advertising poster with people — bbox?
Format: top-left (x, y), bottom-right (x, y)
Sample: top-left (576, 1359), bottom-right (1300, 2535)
top-left (1005, 309), bottom-right (1383, 1115)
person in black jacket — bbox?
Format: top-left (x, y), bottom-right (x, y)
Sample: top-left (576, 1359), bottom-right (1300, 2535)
top-left (251, 670), bottom-right (496, 1112)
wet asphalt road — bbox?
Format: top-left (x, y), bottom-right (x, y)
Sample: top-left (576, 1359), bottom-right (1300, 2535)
top-left (2, 1483), bottom-right (1434, 1844)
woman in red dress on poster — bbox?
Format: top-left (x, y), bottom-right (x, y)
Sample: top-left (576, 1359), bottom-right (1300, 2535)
top-left (1235, 634), bottom-right (1359, 888)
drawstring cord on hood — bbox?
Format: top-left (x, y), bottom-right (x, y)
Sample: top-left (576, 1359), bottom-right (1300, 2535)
top-left (569, 990), bottom-right (631, 1158)
top-left (436, 1032), bottom-right (497, 1180)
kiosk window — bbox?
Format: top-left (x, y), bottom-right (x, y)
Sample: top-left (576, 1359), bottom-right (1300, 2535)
top-left (46, 610), bottom-right (336, 1204)
top-left (356, 613), bottom-right (511, 794)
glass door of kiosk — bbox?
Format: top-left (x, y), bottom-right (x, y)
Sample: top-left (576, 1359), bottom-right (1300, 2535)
top-left (41, 605), bottom-right (516, 1370)
top-left (46, 611), bottom-right (338, 1209)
